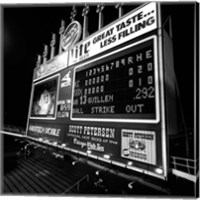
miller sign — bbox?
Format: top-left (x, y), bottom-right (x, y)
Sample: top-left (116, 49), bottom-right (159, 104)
top-left (62, 21), bottom-right (82, 50)
top-left (69, 2), bottom-right (157, 65)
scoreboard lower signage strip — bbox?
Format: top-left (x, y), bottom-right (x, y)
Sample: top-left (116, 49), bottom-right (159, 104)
top-left (26, 135), bottom-right (165, 179)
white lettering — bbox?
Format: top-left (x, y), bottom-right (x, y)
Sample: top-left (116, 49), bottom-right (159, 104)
top-left (29, 125), bottom-right (60, 137)
top-left (125, 104), bottom-right (144, 113)
top-left (91, 106), bottom-right (115, 114)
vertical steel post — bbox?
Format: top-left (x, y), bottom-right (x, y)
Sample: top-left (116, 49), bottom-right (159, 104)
top-left (70, 5), bottom-right (77, 22)
top-left (115, 3), bottom-right (124, 18)
top-left (36, 54), bottom-right (41, 67)
top-left (50, 33), bottom-right (56, 59)
top-left (82, 4), bottom-right (90, 40)
top-left (43, 44), bottom-right (48, 64)
top-left (59, 20), bottom-right (65, 54)
top-left (96, 4), bottom-right (104, 30)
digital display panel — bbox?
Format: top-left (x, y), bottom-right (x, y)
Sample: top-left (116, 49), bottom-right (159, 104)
top-left (121, 129), bottom-right (156, 165)
top-left (72, 37), bottom-right (159, 122)
top-left (31, 75), bottom-right (59, 119)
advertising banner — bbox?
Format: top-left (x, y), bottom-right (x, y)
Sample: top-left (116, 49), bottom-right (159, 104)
top-left (66, 124), bottom-right (119, 154)
top-left (69, 2), bottom-right (157, 65)
top-left (28, 121), bottom-right (66, 144)
top-left (57, 68), bottom-right (74, 119)
top-left (121, 129), bottom-right (156, 165)
top-left (34, 51), bottom-right (68, 81)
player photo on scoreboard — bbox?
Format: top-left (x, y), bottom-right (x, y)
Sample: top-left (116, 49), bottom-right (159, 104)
top-left (30, 75), bottom-right (58, 119)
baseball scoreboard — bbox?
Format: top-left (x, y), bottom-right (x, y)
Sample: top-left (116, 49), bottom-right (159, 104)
top-left (26, 3), bottom-right (177, 180)
top-left (72, 37), bottom-right (158, 121)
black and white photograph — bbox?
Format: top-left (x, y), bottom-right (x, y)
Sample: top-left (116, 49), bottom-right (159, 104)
top-left (1, 0), bottom-right (199, 198)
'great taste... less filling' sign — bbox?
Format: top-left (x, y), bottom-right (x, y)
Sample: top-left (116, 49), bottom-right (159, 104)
top-left (69, 2), bottom-right (157, 65)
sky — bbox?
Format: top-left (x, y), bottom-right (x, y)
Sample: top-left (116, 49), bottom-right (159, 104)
top-left (2, 2), bottom-right (196, 130)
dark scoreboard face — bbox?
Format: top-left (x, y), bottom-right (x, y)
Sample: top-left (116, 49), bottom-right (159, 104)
top-left (72, 38), bottom-right (158, 121)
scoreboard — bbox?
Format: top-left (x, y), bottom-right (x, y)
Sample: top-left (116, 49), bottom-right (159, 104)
top-left (26, 3), bottom-right (177, 180)
top-left (72, 37), bottom-right (159, 122)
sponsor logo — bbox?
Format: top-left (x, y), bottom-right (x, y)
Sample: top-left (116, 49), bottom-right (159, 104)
top-left (129, 140), bottom-right (146, 151)
top-left (62, 21), bottom-right (82, 50)
top-left (61, 71), bottom-right (72, 88)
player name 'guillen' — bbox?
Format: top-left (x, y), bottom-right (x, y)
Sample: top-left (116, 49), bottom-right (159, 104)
top-left (87, 94), bottom-right (114, 104)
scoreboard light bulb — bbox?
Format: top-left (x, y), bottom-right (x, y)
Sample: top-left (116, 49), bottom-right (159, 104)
top-left (95, 170), bottom-right (101, 176)
top-left (87, 150), bottom-right (92, 154)
top-left (127, 161), bottom-right (133, 166)
top-left (104, 154), bottom-right (110, 159)
top-left (155, 168), bottom-right (163, 174)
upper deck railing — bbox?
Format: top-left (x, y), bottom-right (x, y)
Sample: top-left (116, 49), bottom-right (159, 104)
top-left (170, 156), bottom-right (199, 182)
